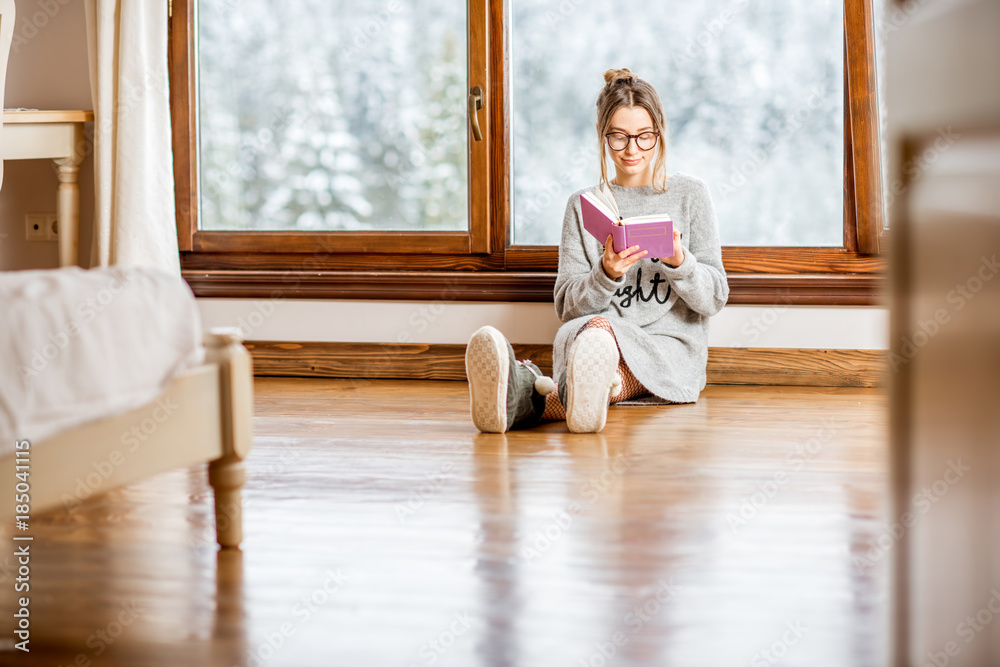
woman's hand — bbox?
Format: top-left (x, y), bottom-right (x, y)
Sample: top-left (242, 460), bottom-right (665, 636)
top-left (602, 234), bottom-right (647, 280)
top-left (658, 228), bottom-right (684, 267)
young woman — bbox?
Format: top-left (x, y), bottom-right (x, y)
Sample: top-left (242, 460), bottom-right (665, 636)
top-left (465, 67), bottom-right (729, 433)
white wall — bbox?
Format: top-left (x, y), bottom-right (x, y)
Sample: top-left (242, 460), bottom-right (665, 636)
top-left (197, 299), bottom-right (890, 349)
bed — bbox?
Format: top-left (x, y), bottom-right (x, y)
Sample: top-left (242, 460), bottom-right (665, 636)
top-left (0, 266), bottom-right (252, 548)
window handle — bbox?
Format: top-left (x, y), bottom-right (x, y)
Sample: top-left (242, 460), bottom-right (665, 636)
top-left (468, 85), bottom-right (483, 141)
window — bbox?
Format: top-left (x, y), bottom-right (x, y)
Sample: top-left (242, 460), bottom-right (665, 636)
top-left (512, 1), bottom-right (844, 247)
top-left (198, 0), bottom-right (468, 233)
top-left (170, 0), bottom-right (885, 304)
top-left (175, 0), bottom-right (489, 257)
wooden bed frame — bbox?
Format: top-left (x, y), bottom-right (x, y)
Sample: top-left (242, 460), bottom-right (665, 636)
top-left (0, 330), bottom-right (253, 548)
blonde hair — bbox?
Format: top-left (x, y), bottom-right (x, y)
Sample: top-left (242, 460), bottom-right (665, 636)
top-left (596, 68), bottom-right (669, 191)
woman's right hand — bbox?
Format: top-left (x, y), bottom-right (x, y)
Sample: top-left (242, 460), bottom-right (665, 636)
top-left (602, 234), bottom-right (647, 280)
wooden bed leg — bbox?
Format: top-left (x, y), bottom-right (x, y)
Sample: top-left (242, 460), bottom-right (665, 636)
top-left (204, 328), bottom-right (254, 549)
top-left (209, 459), bottom-right (246, 548)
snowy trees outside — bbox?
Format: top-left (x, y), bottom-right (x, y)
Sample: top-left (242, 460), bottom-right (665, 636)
top-left (198, 0), bottom-right (844, 247)
top-left (198, 0), bottom-right (467, 231)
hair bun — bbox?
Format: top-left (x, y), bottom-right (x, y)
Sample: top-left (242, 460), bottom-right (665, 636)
top-left (603, 68), bottom-right (635, 85)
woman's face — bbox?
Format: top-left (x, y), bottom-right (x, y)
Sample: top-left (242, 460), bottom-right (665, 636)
top-left (601, 105), bottom-right (656, 184)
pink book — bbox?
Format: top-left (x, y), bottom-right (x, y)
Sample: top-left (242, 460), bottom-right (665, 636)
top-left (580, 190), bottom-right (674, 258)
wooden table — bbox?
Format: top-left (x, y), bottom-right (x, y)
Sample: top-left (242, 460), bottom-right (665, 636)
top-left (2, 110), bottom-right (94, 267)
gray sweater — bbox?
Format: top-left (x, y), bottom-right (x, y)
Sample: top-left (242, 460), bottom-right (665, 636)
top-left (552, 173), bottom-right (730, 403)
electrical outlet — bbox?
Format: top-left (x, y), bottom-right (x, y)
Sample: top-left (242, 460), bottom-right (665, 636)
top-left (25, 214), bottom-right (57, 242)
top-left (45, 215), bottom-right (59, 241)
top-left (25, 214), bottom-right (47, 241)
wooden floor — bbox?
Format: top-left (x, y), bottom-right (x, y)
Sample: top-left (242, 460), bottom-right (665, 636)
top-left (0, 379), bottom-right (888, 666)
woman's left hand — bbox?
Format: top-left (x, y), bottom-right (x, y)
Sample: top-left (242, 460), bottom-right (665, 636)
top-left (658, 228), bottom-right (684, 267)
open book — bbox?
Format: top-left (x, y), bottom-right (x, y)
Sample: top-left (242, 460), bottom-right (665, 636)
top-left (580, 188), bottom-right (674, 258)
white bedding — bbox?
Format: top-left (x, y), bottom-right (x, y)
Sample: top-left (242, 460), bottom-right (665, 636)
top-left (1, 266), bottom-right (204, 453)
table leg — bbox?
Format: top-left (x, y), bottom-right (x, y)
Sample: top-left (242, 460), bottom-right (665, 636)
top-left (54, 158), bottom-right (80, 267)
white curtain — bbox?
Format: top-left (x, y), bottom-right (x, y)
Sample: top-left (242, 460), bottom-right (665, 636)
top-left (84, 0), bottom-right (178, 274)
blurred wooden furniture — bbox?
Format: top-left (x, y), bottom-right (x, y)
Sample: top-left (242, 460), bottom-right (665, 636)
top-left (886, 0), bottom-right (1000, 665)
top-left (1, 109), bottom-right (94, 267)
top-left (0, 0), bottom-right (14, 188)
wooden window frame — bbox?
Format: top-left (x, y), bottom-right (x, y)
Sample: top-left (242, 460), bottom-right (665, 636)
top-left (170, 0), bottom-right (886, 306)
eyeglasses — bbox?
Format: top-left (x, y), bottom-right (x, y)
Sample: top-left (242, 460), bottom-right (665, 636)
top-left (605, 131), bottom-right (659, 152)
